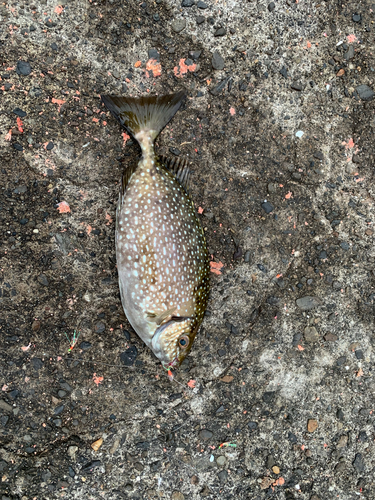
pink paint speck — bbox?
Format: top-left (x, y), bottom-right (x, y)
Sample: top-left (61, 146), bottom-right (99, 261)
top-left (229, 107), bottom-right (236, 116)
top-left (57, 201), bottom-right (70, 214)
top-left (173, 58), bottom-right (197, 78)
top-left (347, 34), bottom-right (357, 43)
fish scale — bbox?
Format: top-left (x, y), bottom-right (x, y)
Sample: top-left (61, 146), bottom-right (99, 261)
top-left (101, 91), bottom-right (210, 369)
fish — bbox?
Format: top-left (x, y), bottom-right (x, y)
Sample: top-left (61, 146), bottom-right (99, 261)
top-left (101, 91), bottom-right (210, 370)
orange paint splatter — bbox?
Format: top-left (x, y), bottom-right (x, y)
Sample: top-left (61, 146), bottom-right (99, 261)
top-left (54, 5), bottom-right (63, 14)
top-left (273, 477), bottom-right (285, 486)
top-left (187, 379), bottom-right (196, 388)
top-left (229, 107), bottom-right (236, 116)
top-left (21, 344), bottom-right (31, 352)
top-left (122, 132), bottom-right (130, 146)
top-left (306, 41), bottom-right (312, 48)
top-left (16, 117), bottom-right (24, 133)
top-left (92, 373), bottom-right (103, 386)
top-left (297, 345), bottom-right (304, 351)
top-left (57, 201), bottom-right (71, 213)
top-left (5, 129), bottom-right (12, 141)
top-left (92, 117), bottom-right (99, 123)
top-left (347, 34), bottom-right (357, 43)
top-left (356, 368), bottom-right (364, 377)
top-left (87, 224), bottom-right (92, 236)
top-left (210, 261), bottom-right (224, 275)
top-left (342, 137), bottom-right (355, 149)
top-left (276, 273), bottom-right (283, 279)
top-left (51, 98), bottom-right (65, 112)
top-left (134, 60), bottom-right (142, 68)
top-left (167, 370), bottom-right (174, 381)
top-left (198, 206), bottom-right (204, 214)
top-left (174, 58), bottom-right (197, 78)
top-left (105, 212), bottom-right (113, 225)
top-left (146, 58), bottom-right (162, 77)
top-left (285, 191), bottom-right (293, 199)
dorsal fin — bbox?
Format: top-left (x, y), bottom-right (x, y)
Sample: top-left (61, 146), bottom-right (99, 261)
top-left (159, 155), bottom-right (191, 192)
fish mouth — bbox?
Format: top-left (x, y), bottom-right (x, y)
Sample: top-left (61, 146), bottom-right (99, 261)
top-left (162, 357), bottom-right (179, 370)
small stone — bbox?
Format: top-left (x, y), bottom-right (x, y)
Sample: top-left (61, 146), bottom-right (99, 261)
top-left (91, 438), bottom-right (103, 451)
top-left (356, 84), bottom-right (374, 101)
top-left (196, 15), bottom-right (205, 24)
top-left (16, 60), bottom-right (32, 76)
top-left (189, 50), bottom-right (201, 60)
top-left (31, 357), bottom-right (43, 370)
top-left (32, 320), bottom-right (41, 332)
top-left (54, 404), bottom-right (64, 415)
top-left (291, 82), bottom-right (303, 91)
top-left (352, 13), bottom-right (361, 22)
top-left (268, 2), bottom-right (275, 11)
top-left (197, 1), bottom-right (208, 8)
top-left (337, 435), bottom-right (348, 448)
top-left (336, 356), bottom-right (346, 366)
top-left (262, 391), bottom-right (275, 403)
top-left (216, 456), bottom-right (226, 466)
top-left (148, 48), bottom-right (160, 61)
top-left (171, 492), bottom-right (184, 500)
top-left (181, 0), bottom-right (194, 6)
top-left (218, 470), bottom-right (228, 483)
top-left (267, 455), bottom-right (276, 468)
top-left (280, 66), bottom-right (288, 78)
top-left (248, 421), bottom-right (258, 430)
top-left (46, 141), bottom-right (54, 150)
top-left (344, 45), bottom-right (355, 60)
top-left (307, 419), bottom-right (318, 432)
top-left (13, 107), bottom-right (27, 118)
top-left (313, 151), bottom-right (324, 160)
top-left (272, 466), bottom-right (280, 474)
top-left (169, 147), bottom-right (181, 156)
top-left (335, 461), bottom-right (346, 473)
top-left (324, 332), bottom-right (338, 341)
top-left (82, 460), bottom-right (101, 472)
top-left (353, 453), bottom-right (365, 472)
top-left (220, 375), bottom-right (233, 383)
top-left (95, 321), bottom-right (105, 333)
top-left (199, 429), bottom-right (213, 439)
top-left (120, 346), bottom-right (138, 366)
top-left (261, 201), bottom-right (274, 214)
top-left (352, 154), bottom-right (361, 164)
top-left (336, 408), bottom-right (344, 421)
top-left (171, 19), bottom-right (186, 33)
top-left (304, 326), bottom-right (319, 343)
top-left (296, 296), bottom-right (322, 310)
top-left (0, 400), bottom-right (13, 412)
top-left (355, 349), bottom-right (363, 359)
top-left (212, 51), bottom-right (224, 70)
top-left (214, 27), bottom-right (226, 36)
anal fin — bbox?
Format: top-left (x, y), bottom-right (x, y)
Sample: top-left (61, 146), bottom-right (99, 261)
top-left (158, 155), bottom-right (191, 192)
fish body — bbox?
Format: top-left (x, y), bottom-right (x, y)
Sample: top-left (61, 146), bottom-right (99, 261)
top-left (101, 92), bottom-right (209, 369)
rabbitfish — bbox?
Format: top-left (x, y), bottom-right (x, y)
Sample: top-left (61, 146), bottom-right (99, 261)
top-left (101, 91), bottom-right (209, 369)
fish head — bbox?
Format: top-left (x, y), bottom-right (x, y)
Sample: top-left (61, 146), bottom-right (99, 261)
top-left (151, 317), bottom-right (195, 369)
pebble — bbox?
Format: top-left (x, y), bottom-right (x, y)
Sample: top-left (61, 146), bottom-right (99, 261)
top-left (13, 107), bottom-right (27, 117)
top-left (304, 326), bottom-right (319, 343)
top-left (82, 460), bottom-right (101, 472)
top-left (261, 201), bottom-right (274, 214)
top-left (268, 2), bottom-right (275, 12)
top-left (212, 51), bottom-right (224, 70)
top-left (148, 48), bottom-right (160, 61)
top-left (199, 429), bottom-right (213, 439)
top-left (291, 82), bottom-right (303, 91)
top-left (197, 1), bottom-right (208, 8)
top-left (307, 419), bottom-right (318, 432)
top-left (171, 492), bottom-right (185, 500)
top-left (46, 142), bottom-right (54, 150)
top-left (16, 60), bottom-right (32, 76)
top-left (218, 470), bottom-right (228, 483)
top-left (181, 0), bottom-right (194, 6)
top-left (196, 16), bottom-right (205, 24)
top-left (344, 45), bottom-right (355, 60)
top-left (214, 27), bottom-right (226, 36)
top-left (324, 332), bottom-right (338, 341)
top-left (352, 13), bottom-right (361, 22)
top-left (210, 76), bottom-right (231, 96)
top-left (95, 321), bottom-right (105, 333)
top-left (272, 466), bottom-right (280, 474)
top-left (296, 296), bottom-right (322, 310)
top-left (353, 453), bottom-right (364, 472)
top-left (336, 435), bottom-right (348, 448)
top-left (280, 66), bottom-right (288, 78)
top-left (356, 84), bottom-right (374, 101)
top-left (216, 456), bottom-right (226, 466)
top-left (120, 346), bottom-right (138, 366)
top-left (171, 19), bottom-right (186, 33)
top-left (263, 391), bottom-right (275, 403)
top-left (0, 400), bottom-right (12, 412)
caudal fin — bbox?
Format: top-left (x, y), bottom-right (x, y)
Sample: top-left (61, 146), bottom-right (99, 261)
top-left (101, 91), bottom-right (186, 142)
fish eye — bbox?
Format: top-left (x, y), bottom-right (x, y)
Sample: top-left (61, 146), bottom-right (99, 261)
top-left (178, 335), bottom-right (190, 348)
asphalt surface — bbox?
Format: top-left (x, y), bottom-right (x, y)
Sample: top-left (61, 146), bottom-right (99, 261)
top-left (1, 0), bottom-right (375, 499)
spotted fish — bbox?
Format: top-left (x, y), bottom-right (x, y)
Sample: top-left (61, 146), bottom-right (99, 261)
top-left (101, 91), bottom-right (210, 369)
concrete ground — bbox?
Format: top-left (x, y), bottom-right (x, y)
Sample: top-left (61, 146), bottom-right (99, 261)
top-left (0, 0), bottom-right (375, 498)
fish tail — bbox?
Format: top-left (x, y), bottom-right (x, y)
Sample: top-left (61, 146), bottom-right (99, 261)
top-left (101, 91), bottom-right (186, 146)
